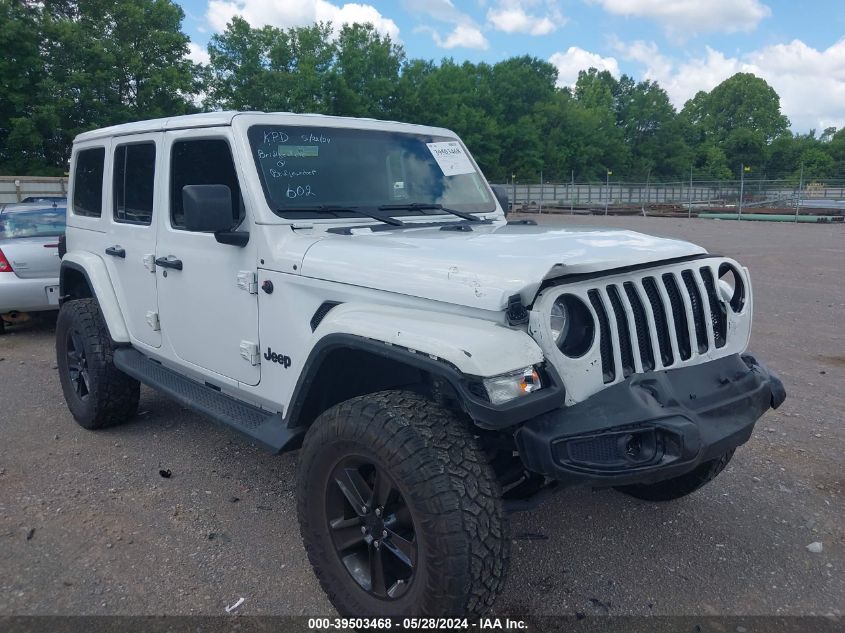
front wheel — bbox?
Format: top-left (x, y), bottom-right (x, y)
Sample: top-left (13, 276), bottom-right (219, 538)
top-left (614, 450), bottom-right (735, 501)
top-left (297, 391), bottom-right (509, 618)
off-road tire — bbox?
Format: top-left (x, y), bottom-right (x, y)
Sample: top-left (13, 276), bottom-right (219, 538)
top-left (615, 449), bottom-right (735, 502)
top-left (297, 391), bottom-right (509, 618)
top-left (56, 298), bottom-right (139, 429)
top-left (0, 317), bottom-right (5, 335)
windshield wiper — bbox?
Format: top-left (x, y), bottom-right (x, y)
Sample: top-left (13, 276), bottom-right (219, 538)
top-left (377, 202), bottom-right (483, 222)
top-left (280, 205), bottom-right (405, 227)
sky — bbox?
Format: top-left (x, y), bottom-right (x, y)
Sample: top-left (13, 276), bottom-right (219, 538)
top-left (175, 0), bottom-right (845, 133)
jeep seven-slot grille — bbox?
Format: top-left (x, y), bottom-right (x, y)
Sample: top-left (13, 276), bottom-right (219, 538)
top-left (591, 267), bottom-right (727, 383)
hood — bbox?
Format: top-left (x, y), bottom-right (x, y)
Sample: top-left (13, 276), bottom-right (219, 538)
top-left (299, 222), bottom-right (707, 311)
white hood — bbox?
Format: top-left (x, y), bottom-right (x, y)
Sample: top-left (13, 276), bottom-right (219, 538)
top-left (299, 222), bottom-right (707, 311)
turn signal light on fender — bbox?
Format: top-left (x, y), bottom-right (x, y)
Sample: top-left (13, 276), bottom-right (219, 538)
top-left (520, 368), bottom-right (542, 394)
top-left (483, 367), bottom-right (543, 405)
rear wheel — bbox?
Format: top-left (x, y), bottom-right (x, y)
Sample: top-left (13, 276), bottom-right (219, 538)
top-left (297, 391), bottom-right (509, 618)
top-left (56, 298), bottom-right (139, 429)
top-left (614, 450), bottom-right (735, 501)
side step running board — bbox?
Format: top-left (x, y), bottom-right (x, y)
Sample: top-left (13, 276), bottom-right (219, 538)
top-left (114, 348), bottom-right (302, 453)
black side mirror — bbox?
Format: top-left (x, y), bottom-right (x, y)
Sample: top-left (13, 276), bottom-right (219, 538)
top-left (183, 184), bottom-right (234, 233)
top-left (491, 185), bottom-right (510, 216)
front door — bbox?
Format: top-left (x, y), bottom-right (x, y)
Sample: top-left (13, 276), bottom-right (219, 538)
top-left (103, 135), bottom-right (161, 348)
top-left (155, 132), bottom-right (260, 386)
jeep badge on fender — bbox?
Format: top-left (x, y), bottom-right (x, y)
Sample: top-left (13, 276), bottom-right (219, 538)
top-left (264, 347), bottom-right (291, 368)
top-left (55, 112), bottom-right (785, 620)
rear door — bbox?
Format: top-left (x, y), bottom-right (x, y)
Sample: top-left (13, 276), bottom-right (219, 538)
top-left (102, 134), bottom-right (161, 348)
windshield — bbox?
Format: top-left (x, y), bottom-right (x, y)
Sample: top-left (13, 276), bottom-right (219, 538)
top-left (0, 207), bottom-right (66, 239)
top-left (248, 125), bottom-right (495, 219)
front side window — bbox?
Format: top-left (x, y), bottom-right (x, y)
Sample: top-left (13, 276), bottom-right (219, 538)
top-left (170, 139), bottom-right (244, 230)
top-left (72, 147), bottom-right (105, 217)
top-left (113, 142), bottom-right (156, 225)
top-left (247, 126), bottom-right (494, 218)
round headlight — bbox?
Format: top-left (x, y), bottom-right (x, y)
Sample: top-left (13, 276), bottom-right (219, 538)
top-left (549, 294), bottom-right (595, 357)
top-left (550, 298), bottom-right (570, 344)
top-left (718, 263), bottom-right (745, 312)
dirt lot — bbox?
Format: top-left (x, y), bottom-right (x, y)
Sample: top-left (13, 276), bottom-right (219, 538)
top-left (0, 215), bottom-right (843, 618)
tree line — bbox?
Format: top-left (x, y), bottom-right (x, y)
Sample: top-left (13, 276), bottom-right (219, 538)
top-left (3, 0), bottom-right (845, 183)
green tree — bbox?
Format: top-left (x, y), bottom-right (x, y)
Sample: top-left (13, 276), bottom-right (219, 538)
top-left (330, 23), bottom-right (404, 117)
top-left (0, 0), bottom-right (48, 173)
top-left (2, 0), bottom-right (199, 174)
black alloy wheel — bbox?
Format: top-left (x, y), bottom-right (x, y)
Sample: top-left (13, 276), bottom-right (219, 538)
top-left (326, 456), bottom-right (417, 599)
top-left (65, 328), bottom-right (91, 399)
top-left (55, 298), bottom-right (139, 429)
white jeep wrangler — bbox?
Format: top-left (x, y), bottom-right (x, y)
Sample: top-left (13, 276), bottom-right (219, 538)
top-left (56, 112), bottom-right (785, 618)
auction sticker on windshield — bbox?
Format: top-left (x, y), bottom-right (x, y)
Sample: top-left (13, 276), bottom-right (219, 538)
top-left (427, 141), bottom-right (475, 176)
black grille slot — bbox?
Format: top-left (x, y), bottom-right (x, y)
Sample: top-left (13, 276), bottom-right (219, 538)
top-left (568, 435), bottom-right (620, 465)
top-left (682, 270), bottom-right (708, 353)
top-left (700, 267), bottom-right (727, 348)
top-left (588, 290), bottom-right (615, 383)
top-left (642, 277), bottom-right (674, 367)
top-left (662, 273), bottom-right (691, 361)
top-left (624, 282), bottom-right (655, 372)
top-left (606, 285), bottom-right (635, 378)
top-left (310, 301), bottom-right (341, 331)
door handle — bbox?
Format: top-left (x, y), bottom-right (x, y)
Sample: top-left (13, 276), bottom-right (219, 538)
top-left (155, 256), bottom-right (183, 270)
top-left (105, 245), bottom-right (126, 258)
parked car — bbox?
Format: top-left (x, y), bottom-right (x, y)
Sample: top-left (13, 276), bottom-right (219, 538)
top-left (21, 195), bottom-right (67, 205)
top-left (0, 202), bottom-right (66, 333)
top-left (56, 112), bottom-right (784, 618)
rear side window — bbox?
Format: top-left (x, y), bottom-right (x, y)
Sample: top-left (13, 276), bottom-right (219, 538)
top-left (170, 139), bottom-right (243, 230)
top-left (72, 147), bottom-right (105, 217)
top-left (113, 142), bottom-right (156, 225)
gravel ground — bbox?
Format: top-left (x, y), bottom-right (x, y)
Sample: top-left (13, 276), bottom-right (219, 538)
top-left (0, 214), bottom-right (842, 619)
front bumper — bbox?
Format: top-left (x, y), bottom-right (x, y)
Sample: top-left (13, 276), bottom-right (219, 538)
top-left (514, 354), bottom-right (785, 487)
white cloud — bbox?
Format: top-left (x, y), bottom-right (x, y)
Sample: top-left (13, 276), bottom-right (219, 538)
top-left (431, 24), bottom-right (489, 49)
top-left (405, 0), bottom-right (489, 50)
top-left (486, 1), bottom-right (565, 36)
top-left (613, 37), bottom-right (845, 132)
top-left (206, 0), bottom-right (400, 41)
top-left (592, 0), bottom-right (771, 35)
top-left (187, 42), bottom-right (211, 65)
top-left (548, 47), bottom-right (620, 87)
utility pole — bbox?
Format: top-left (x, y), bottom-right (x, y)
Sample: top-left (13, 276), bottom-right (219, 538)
top-left (539, 168), bottom-right (543, 214)
top-left (794, 162), bottom-right (804, 223)
top-left (688, 165), bottom-right (693, 219)
top-left (570, 170), bottom-right (575, 214)
top-left (738, 164), bottom-right (746, 220)
top-left (605, 170), bottom-right (612, 216)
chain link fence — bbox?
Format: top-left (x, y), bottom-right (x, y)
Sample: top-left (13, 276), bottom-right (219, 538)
top-left (494, 178), bottom-right (845, 222)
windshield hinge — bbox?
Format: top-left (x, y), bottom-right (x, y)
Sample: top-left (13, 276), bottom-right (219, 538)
top-left (237, 271), bottom-right (258, 294)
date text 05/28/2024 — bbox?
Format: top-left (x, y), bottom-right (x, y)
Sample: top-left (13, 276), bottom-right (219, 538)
top-left (307, 618), bottom-right (528, 630)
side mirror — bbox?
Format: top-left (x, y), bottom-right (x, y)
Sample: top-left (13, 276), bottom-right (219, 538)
top-left (491, 185), bottom-right (510, 217)
top-left (183, 184), bottom-right (234, 233)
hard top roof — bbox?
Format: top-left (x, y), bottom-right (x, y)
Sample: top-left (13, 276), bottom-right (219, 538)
top-left (73, 111), bottom-right (456, 143)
